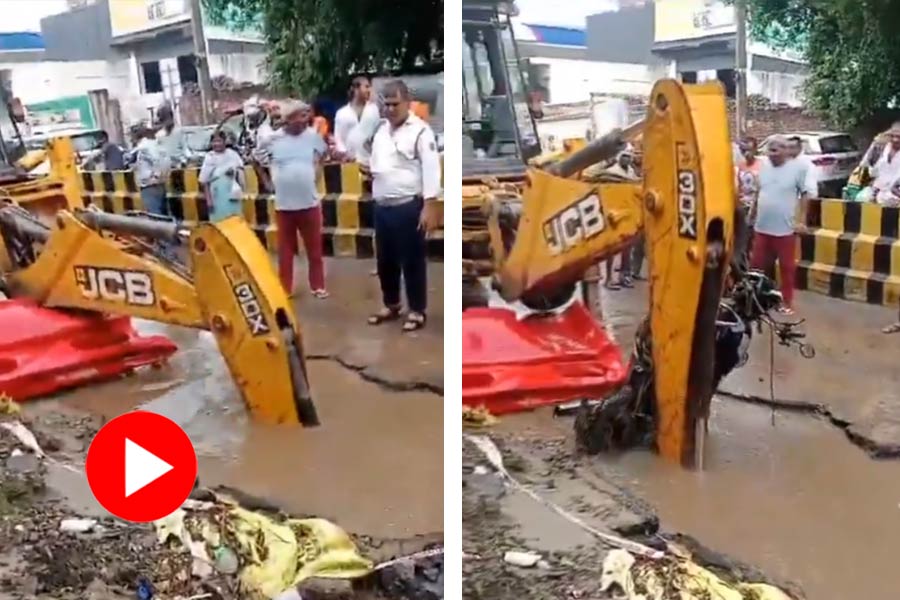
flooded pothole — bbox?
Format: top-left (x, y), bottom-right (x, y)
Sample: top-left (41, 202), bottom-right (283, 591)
top-left (28, 322), bottom-right (444, 540)
top-left (594, 397), bottom-right (900, 600)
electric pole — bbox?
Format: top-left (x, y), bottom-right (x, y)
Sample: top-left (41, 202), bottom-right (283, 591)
top-left (735, 0), bottom-right (748, 137)
top-left (189, 0), bottom-right (214, 124)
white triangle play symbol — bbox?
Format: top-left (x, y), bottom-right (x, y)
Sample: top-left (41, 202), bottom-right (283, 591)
top-left (125, 438), bottom-right (174, 497)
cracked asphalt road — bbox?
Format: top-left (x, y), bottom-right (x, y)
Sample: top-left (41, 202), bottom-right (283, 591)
top-left (27, 258), bottom-right (444, 541)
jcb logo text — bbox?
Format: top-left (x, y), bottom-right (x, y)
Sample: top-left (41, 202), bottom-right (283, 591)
top-left (74, 267), bottom-right (155, 306)
top-left (543, 194), bottom-right (606, 256)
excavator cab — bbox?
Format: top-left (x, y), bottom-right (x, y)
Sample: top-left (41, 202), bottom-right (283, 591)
top-left (0, 72), bottom-right (29, 181)
top-left (462, 0), bottom-right (541, 179)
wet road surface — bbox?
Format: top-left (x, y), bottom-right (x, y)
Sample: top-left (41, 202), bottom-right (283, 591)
top-left (26, 258), bottom-right (444, 540)
top-left (598, 397), bottom-right (900, 600)
top-left (468, 280), bottom-right (900, 599)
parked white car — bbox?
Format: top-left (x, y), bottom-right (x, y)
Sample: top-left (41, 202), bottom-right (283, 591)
top-left (760, 132), bottom-right (860, 197)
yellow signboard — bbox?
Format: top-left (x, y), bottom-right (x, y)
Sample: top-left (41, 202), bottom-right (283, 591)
top-left (654, 0), bottom-right (736, 43)
top-left (109, 0), bottom-right (189, 38)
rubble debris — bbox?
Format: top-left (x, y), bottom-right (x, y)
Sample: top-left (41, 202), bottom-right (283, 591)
top-left (463, 405), bottom-right (498, 428)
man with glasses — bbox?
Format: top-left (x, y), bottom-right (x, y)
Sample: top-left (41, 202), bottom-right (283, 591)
top-left (365, 80), bottom-right (441, 333)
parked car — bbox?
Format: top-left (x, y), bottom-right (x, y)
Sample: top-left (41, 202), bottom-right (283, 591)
top-left (760, 131), bottom-right (860, 197)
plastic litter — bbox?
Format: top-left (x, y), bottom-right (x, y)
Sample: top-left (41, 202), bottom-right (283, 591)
top-left (0, 420), bottom-right (45, 458)
top-left (136, 577), bottom-right (154, 600)
top-left (503, 550), bottom-right (542, 568)
top-left (154, 493), bottom-right (373, 599)
top-left (600, 549), bottom-right (796, 600)
top-left (213, 546), bottom-right (239, 575)
top-left (59, 518), bottom-right (98, 533)
top-left (600, 549), bottom-right (638, 597)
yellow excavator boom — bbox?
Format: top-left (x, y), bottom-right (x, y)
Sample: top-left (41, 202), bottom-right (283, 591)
top-left (489, 80), bottom-right (736, 466)
top-left (0, 206), bottom-right (317, 427)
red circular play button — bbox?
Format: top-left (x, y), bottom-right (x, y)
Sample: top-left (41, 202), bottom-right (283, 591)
top-left (85, 411), bottom-right (198, 522)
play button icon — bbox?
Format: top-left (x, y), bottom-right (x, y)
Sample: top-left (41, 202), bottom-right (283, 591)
top-left (125, 438), bottom-right (173, 497)
top-left (86, 411), bottom-right (197, 522)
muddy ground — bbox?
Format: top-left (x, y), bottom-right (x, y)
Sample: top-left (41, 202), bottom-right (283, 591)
top-left (463, 281), bottom-right (900, 600)
top-left (0, 258), bottom-right (444, 599)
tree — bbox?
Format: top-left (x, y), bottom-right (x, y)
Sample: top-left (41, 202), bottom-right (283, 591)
top-left (203, 0), bottom-right (443, 97)
top-left (742, 0), bottom-right (900, 128)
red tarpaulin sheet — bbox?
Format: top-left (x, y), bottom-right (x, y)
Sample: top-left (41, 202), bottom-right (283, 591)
top-left (0, 299), bottom-right (178, 401)
top-left (462, 303), bottom-right (628, 415)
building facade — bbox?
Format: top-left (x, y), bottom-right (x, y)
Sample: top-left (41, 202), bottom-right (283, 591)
top-left (2, 0), bottom-right (266, 131)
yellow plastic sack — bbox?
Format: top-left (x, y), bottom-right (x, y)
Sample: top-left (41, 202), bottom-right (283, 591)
top-left (603, 549), bottom-right (795, 600)
top-left (156, 499), bottom-right (373, 599)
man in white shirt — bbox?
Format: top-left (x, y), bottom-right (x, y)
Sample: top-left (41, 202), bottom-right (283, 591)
top-left (872, 123), bottom-right (900, 207)
top-left (259, 100), bottom-right (329, 299)
top-left (365, 80), bottom-right (441, 332)
top-left (129, 126), bottom-right (167, 215)
top-left (334, 76), bottom-right (380, 160)
top-left (154, 104), bottom-right (191, 170)
top-left (602, 150), bottom-right (639, 288)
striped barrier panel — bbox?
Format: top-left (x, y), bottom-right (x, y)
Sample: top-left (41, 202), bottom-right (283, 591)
top-left (796, 198), bottom-right (900, 307)
top-left (79, 162), bottom-right (443, 261)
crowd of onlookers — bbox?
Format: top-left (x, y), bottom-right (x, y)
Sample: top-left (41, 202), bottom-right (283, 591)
top-left (82, 76), bottom-right (442, 332)
top-left (850, 123), bottom-right (900, 208)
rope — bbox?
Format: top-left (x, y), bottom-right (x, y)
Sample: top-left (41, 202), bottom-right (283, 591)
top-left (465, 434), bottom-right (664, 560)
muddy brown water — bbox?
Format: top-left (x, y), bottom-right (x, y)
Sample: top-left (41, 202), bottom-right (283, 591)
top-left (27, 320), bottom-right (443, 539)
top-left (493, 400), bottom-right (900, 599)
top-left (597, 398), bottom-right (900, 600)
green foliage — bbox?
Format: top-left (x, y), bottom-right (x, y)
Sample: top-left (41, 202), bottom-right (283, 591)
top-left (203, 0), bottom-right (443, 97)
top-left (742, 0), bottom-right (900, 127)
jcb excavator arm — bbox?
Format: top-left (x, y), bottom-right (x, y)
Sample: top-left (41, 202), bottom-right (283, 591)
top-left (490, 80), bottom-right (735, 467)
top-left (0, 206), bottom-right (318, 427)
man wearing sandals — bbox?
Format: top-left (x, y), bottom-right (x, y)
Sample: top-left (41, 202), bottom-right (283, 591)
top-left (365, 80), bottom-right (442, 332)
top-left (261, 100), bottom-right (330, 300)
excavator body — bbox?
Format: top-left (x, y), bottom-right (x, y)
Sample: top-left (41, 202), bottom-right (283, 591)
top-left (0, 89), bottom-right (318, 426)
top-left (0, 204), bottom-right (318, 427)
top-left (463, 76), bottom-right (742, 468)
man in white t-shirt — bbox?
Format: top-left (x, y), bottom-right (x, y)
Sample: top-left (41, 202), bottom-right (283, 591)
top-left (259, 100), bottom-right (329, 299)
top-left (334, 76), bottom-right (380, 160)
top-left (750, 136), bottom-right (816, 314)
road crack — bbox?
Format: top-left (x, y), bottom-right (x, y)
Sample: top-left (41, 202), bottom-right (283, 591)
top-left (718, 390), bottom-right (900, 459)
top-left (307, 353), bottom-right (443, 396)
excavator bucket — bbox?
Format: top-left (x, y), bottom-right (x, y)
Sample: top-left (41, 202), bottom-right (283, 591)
top-left (462, 302), bottom-right (628, 415)
top-left (0, 298), bottom-right (177, 401)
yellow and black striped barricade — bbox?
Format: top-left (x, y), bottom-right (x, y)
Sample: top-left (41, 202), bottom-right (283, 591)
top-left (796, 198), bottom-right (900, 307)
top-left (241, 161), bottom-right (443, 261)
top-left (80, 162), bottom-right (443, 261)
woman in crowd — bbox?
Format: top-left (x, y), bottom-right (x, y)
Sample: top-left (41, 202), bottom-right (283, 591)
top-left (199, 129), bottom-right (245, 222)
